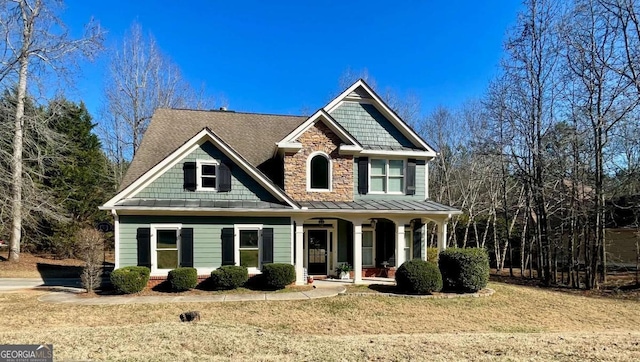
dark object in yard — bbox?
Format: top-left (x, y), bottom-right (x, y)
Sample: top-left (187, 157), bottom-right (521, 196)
top-left (180, 311), bottom-right (201, 322)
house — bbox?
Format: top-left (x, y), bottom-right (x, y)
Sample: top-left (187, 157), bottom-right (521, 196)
top-left (100, 80), bottom-right (461, 284)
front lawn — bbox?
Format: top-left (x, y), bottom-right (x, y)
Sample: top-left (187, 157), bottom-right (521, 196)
top-left (1, 282), bottom-right (640, 360)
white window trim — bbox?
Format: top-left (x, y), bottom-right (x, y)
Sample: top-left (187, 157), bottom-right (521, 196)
top-left (362, 227), bottom-right (376, 268)
top-left (369, 159), bottom-right (405, 195)
top-left (150, 223), bottom-right (182, 275)
top-left (306, 151), bottom-right (332, 192)
top-left (196, 159), bottom-right (219, 191)
top-left (234, 224), bottom-right (263, 274)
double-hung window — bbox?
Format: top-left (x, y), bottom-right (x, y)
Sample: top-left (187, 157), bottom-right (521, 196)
top-left (151, 224), bottom-right (182, 271)
top-left (197, 160), bottom-right (218, 190)
top-left (235, 226), bottom-right (262, 270)
top-left (370, 159), bottom-right (404, 194)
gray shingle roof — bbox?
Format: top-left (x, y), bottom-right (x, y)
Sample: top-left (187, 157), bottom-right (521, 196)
top-left (119, 109), bottom-right (307, 191)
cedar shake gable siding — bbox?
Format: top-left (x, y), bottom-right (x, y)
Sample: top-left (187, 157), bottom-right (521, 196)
top-left (284, 122), bottom-right (353, 202)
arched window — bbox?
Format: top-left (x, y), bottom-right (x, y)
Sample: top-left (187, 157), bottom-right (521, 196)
top-left (308, 153), bottom-right (331, 191)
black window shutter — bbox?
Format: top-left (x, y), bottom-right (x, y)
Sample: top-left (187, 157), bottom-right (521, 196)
top-left (261, 228), bottom-right (274, 265)
top-left (180, 228), bottom-right (194, 267)
top-left (218, 163), bottom-right (232, 192)
top-left (136, 228), bottom-right (151, 268)
top-left (183, 162), bottom-right (196, 191)
top-left (358, 157), bottom-right (368, 194)
top-left (221, 228), bottom-right (235, 265)
top-left (406, 159), bottom-right (416, 195)
top-left (413, 222), bottom-right (422, 260)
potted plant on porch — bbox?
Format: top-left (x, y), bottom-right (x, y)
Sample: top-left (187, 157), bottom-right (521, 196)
top-left (336, 263), bottom-right (352, 280)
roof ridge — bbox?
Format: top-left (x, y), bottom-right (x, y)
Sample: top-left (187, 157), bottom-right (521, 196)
top-left (157, 107), bottom-right (308, 118)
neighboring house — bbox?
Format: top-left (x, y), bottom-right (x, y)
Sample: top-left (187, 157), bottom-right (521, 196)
top-left (100, 80), bottom-right (461, 284)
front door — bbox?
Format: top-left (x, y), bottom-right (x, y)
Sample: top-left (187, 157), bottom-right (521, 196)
top-left (307, 229), bottom-right (328, 275)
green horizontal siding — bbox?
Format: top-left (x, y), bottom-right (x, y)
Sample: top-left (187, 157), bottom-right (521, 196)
top-left (353, 158), bottom-right (426, 200)
top-left (329, 102), bottom-right (416, 149)
top-left (135, 141), bottom-right (279, 202)
top-left (119, 215), bottom-right (291, 269)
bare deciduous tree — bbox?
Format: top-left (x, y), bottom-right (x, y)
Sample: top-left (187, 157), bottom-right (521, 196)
top-left (102, 22), bottom-right (216, 187)
top-left (0, 0), bottom-right (102, 262)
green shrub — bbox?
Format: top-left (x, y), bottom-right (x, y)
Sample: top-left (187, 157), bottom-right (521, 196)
top-left (439, 248), bottom-right (490, 292)
top-left (426, 247), bottom-right (439, 263)
top-left (110, 266), bottom-right (150, 294)
top-left (168, 267), bottom-right (198, 291)
top-left (210, 265), bottom-right (248, 290)
top-left (261, 263), bottom-right (296, 290)
top-left (395, 259), bottom-right (442, 294)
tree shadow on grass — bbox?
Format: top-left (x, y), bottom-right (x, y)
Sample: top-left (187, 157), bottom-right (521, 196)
top-left (366, 284), bottom-right (399, 294)
top-left (36, 263), bottom-right (83, 283)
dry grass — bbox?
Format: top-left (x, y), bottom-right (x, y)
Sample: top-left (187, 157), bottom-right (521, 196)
top-left (1, 282), bottom-right (640, 360)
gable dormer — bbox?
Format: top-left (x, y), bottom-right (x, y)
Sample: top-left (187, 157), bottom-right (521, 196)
top-left (278, 110), bottom-right (361, 202)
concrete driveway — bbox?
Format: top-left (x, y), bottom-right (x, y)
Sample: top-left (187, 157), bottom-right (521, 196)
top-left (0, 277), bottom-right (82, 292)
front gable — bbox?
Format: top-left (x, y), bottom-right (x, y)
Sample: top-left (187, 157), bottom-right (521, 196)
top-left (282, 116), bottom-right (354, 202)
top-left (135, 141), bottom-right (280, 203)
top-left (102, 128), bottom-right (298, 209)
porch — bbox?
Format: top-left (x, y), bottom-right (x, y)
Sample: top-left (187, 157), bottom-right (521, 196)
top-left (292, 199), bottom-right (458, 285)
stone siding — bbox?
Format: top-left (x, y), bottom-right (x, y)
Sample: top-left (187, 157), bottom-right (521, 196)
top-left (284, 122), bottom-right (353, 202)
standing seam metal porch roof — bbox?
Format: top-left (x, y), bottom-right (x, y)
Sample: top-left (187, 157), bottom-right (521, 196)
top-left (298, 200), bottom-right (460, 213)
top-left (111, 198), bottom-right (460, 214)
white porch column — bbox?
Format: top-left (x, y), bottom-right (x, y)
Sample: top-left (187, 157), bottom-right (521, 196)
top-left (294, 218), bottom-right (305, 285)
top-left (352, 219), bottom-right (363, 284)
top-left (395, 223), bottom-right (406, 268)
top-left (437, 219), bottom-right (448, 253)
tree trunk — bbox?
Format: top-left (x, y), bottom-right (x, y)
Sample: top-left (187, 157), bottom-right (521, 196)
top-left (8, 2), bottom-right (35, 262)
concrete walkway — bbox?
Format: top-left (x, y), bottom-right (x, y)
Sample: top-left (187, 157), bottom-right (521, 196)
top-left (37, 284), bottom-right (346, 305)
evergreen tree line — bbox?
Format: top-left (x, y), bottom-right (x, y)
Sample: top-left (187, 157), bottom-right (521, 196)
top-left (0, 89), bottom-right (114, 257)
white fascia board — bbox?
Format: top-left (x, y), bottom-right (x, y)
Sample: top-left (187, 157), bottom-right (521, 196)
top-left (324, 80), bottom-right (366, 111)
top-left (279, 109), bottom-right (361, 147)
top-left (275, 141), bottom-right (303, 153)
top-left (324, 80), bottom-right (437, 154)
top-left (338, 145), bottom-right (364, 155)
top-left (102, 129), bottom-right (211, 208)
top-left (102, 128), bottom-right (299, 209)
top-left (359, 149), bottom-right (437, 159)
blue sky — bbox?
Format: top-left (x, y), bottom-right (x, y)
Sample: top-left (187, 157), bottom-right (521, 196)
top-left (63, 1), bottom-right (522, 118)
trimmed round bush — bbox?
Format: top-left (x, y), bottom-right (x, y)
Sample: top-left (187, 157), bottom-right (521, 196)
top-left (110, 266), bottom-right (150, 294)
top-left (261, 263), bottom-right (295, 290)
top-left (439, 248), bottom-right (490, 292)
top-left (210, 265), bottom-right (248, 290)
top-left (395, 259), bottom-right (443, 294)
top-left (168, 267), bottom-right (198, 291)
